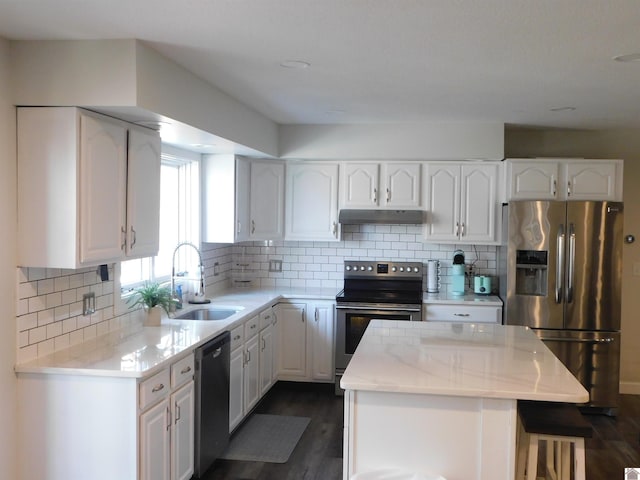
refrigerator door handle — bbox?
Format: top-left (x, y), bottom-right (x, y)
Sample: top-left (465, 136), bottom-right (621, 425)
top-left (539, 336), bottom-right (616, 344)
top-left (556, 224), bottom-right (565, 304)
top-left (568, 223), bottom-right (576, 304)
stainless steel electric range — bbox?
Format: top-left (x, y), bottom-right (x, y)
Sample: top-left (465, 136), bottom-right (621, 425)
top-left (334, 260), bottom-right (423, 394)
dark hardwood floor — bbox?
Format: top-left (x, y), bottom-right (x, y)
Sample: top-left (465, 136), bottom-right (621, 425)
top-left (202, 382), bottom-right (344, 480)
top-left (201, 382), bottom-right (640, 480)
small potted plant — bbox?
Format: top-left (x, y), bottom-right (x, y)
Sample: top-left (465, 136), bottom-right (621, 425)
top-left (127, 282), bottom-right (176, 326)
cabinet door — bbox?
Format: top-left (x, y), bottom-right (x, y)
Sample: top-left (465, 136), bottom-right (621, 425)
top-left (277, 303), bottom-right (307, 379)
top-left (341, 163), bottom-right (380, 208)
top-left (140, 400), bottom-right (171, 480)
top-left (507, 160), bottom-right (559, 200)
top-left (244, 335), bottom-right (261, 413)
top-left (235, 157), bottom-right (251, 241)
top-left (565, 161), bottom-right (621, 201)
top-left (460, 164), bottom-right (498, 243)
top-left (382, 163), bottom-right (421, 208)
top-left (126, 126), bottom-right (161, 258)
top-left (308, 303), bottom-right (335, 382)
top-left (285, 163), bottom-right (339, 241)
top-left (424, 163), bottom-right (461, 242)
top-left (79, 112), bottom-right (128, 264)
top-left (172, 381), bottom-right (195, 480)
top-left (229, 347), bottom-right (244, 432)
top-left (259, 324), bottom-right (274, 396)
top-left (250, 161), bottom-right (285, 240)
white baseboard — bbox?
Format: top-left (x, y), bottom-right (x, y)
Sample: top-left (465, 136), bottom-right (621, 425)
top-left (619, 381), bottom-right (640, 395)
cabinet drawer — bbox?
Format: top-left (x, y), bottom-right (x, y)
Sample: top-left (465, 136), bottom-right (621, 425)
top-left (259, 308), bottom-right (274, 330)
top-left (245, 315), bottom-right (260, 339)
top-left (424, 304), bottom-right (501, 323)
top-left (230, 324), bottom-right (244, 351)
top-left (139, 369), bottom-right (170, 410)
top-left (171, 354), bottom-right (194, 389)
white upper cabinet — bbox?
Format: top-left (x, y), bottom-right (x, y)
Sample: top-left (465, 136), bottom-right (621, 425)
top-left (125, 126), bottom-right (162, 258)
top-left (285, 162), bottom-right (339, 241)
top-left (201, 155), bottom-right (250, 243)
top-left (424, 162), bottom-right (499, 244)
top-left (340, 162), bottom-right (422, 209)
top-left (381, 162), bottom-right (422, 208)
top-left (17, 107), bottom-right (161, 268)
top-left (202, 156), bottom-right (285, 242)
top-left (506, 158), bottom-right (623, 201)
top-left (249, 160), bottom-right (285, 240)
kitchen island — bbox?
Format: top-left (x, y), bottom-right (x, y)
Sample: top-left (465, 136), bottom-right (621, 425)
top-left (340, 320), bottom-right (589, 480)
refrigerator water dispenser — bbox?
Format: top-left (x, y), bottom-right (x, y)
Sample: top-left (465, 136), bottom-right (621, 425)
top-left (515, 250), bottom-right (548, 296)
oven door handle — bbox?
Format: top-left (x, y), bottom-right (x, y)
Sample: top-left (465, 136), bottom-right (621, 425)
top-left (335, 305), bottom-right (422, 312)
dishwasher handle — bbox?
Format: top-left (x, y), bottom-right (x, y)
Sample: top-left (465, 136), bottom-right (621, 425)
top-left (198, 331), bottom-right (231, 359)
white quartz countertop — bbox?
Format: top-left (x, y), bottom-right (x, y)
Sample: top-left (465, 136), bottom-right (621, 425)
top-left (14, 287), bottom-right (337, 379)
top-left (340, 320), bottom-right (589, 403)
top-left (423, 291), bottom-right (503, 306)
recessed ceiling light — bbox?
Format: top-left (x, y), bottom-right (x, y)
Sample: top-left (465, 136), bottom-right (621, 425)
top-left (190, 143), bottom-right (217, 149)
top-left (280, 60), bottom-right (311, 69)
top-left (613, 53), bottom-right (640, 63)
top-left (550, 106), bottom-right (576, 112)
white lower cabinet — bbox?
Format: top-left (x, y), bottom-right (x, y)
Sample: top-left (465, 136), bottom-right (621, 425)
top-left (423, 302), bottom-right (503, 324)
top-left (139, 355), bottom-right (195, 480)
top-left (277, 300), bottom-right (335, 383)
top-left (229, 306), bottom-right (279, 433)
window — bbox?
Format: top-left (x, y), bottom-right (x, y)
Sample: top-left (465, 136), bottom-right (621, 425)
top-left (120, 145), bottom-right (200, 293)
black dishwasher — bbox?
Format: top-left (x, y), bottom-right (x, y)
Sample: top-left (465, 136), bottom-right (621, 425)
top-left (193, 331), bottom-right (230, 478)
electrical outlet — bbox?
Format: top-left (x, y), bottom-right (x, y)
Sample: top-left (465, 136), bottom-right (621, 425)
top-left (213, 262), bottom-right (220, 276)
top-left (269, 259), bottom-right (283, 272)
top-left (465, 264), bottom-right (475, 277)
top-left (82, 292), bottom-right (95, 316)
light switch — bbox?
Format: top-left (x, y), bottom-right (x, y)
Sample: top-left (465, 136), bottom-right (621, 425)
top-left (633, 262), bottom-right (640, 277)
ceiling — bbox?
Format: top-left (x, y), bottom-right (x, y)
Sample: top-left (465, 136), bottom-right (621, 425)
top-left (2, 0), bottom-right (640, 132)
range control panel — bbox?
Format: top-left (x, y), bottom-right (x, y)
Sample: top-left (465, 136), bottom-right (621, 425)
top-left (344, 261), bottom-right (422, 278)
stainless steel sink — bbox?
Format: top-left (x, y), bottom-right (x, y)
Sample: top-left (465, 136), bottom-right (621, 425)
top-left (175, 307), bottom-right (241, 321)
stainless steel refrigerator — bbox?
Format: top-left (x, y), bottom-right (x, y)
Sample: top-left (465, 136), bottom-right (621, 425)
top-left (499, 200), bottom-right (623, 415)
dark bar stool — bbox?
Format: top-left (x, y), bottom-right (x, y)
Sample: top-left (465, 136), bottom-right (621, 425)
top-left (516, 400), bottom-right (592, 480)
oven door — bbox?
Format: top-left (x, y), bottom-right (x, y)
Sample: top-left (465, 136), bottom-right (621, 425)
top-left (334, 305), bottom-right (421, 372)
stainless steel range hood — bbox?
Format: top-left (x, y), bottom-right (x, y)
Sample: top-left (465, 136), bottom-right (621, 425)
top-left (338, 209), bottom-right (424, 225)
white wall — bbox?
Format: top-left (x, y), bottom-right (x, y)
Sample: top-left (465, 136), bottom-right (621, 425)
top-left (279, 122), bottom-right (504, 160)
top-left (11, 39), bottom-right (279, 157)
top-left (506, 127), bottom-right (640, 393)
top-left (0, 36), bottom-right (18, 480)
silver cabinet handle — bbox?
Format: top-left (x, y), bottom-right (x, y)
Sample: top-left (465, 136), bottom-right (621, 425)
top-left (250, 324), bottom-right (257, 330)
top-left (180, 366), bottom-right (192, 374)
top-left (130, 226), bottom-right (136, 248)
top-left (251, 220), bottom-right (255, 234)
top-left (233, 334), bottom-right (241, 341)
top-left (237, 221), bottom-right (241, 234)
top-left (272, 311), bottom-right (278, 325)
top-left (175, 402), bottom-right (181, 424)
top-left (460, 222), bottom-right (465, 237)
top-left (332, 221), bottom-right (338, 237)
top-left (455, 222), bottom-right (460, 237)
top-left (453, 313), bottom-right (470, 317)
top-left (373, 188), bottom-right (377, 204)
top-left (556, 224), bottom-right (565, 304)
top-left (166, 406), bottom-right (171, 431)
top-left (262, 338), bottom-right (266, 351)
top-left (315, 308), bottom-right (319, 322)
top-left (301, 308), bottom-right (305, 322)
top-left (121, 226), bottom-right (127, 250)
top-left (553, 179), bottom-right (557, 196)
top-left (386, 188), bottom-right (391, 203)
top-left (152, 383), bottom-right (165, 393)
top-left (567, 223), bottom-right (576, 304)
top-left (567, 181), bottom-right (572, 197)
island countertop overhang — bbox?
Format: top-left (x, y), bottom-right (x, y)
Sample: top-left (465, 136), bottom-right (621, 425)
top-left (340, 320), bottom-right (589, 403)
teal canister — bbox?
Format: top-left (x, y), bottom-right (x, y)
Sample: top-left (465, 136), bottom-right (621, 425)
top-left (451, 264), bottom-right (466, 295)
